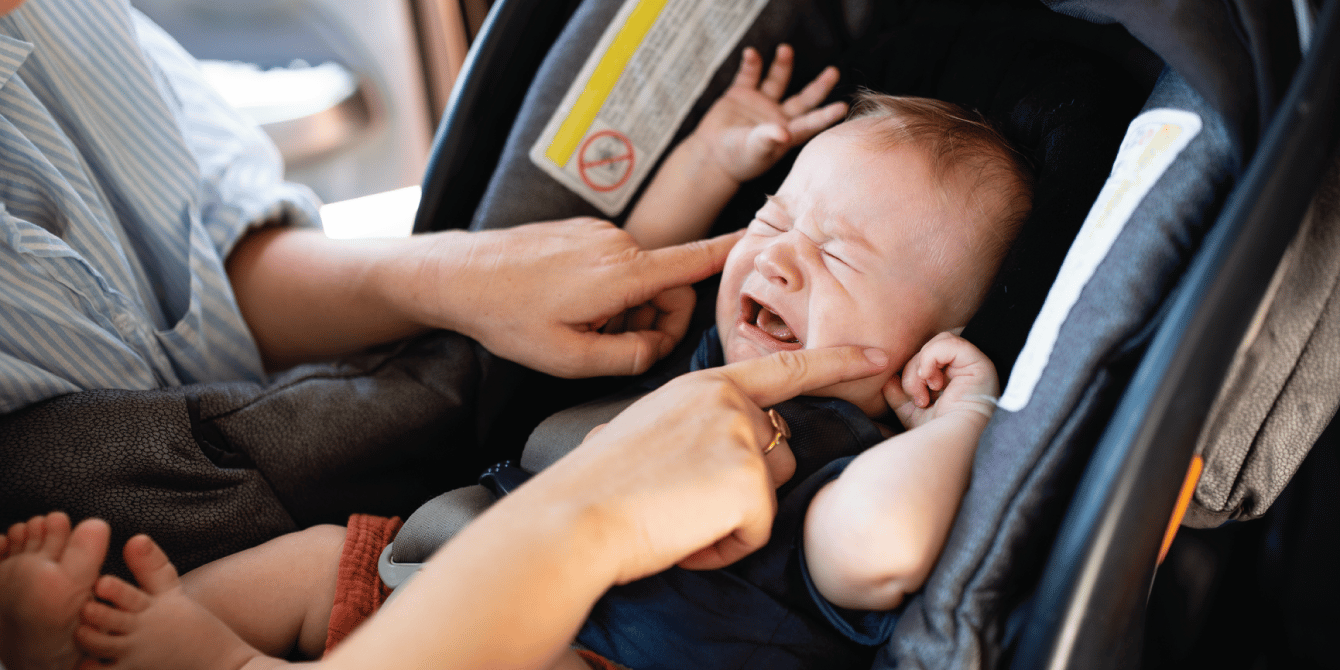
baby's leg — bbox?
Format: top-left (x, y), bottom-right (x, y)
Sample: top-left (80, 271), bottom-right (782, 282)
top-left (0, 512), bottom-right (109, 670)
top-left (75, 534), bottom-right (298, 670)
top-left (181, 525), bottom-right (346, 659)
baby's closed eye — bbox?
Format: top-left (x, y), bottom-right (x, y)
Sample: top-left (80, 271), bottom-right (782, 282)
top-left (750, 217), bottom-right (786, 233)
top-left (820, 246), bottom-right (853, 269)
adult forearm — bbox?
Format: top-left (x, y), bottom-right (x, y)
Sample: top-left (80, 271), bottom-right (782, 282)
top-left (225, 227), bottom-right (447, 370)
top-left (323, 480), bottom-right (618, 670)
top-left (228, 218), bottom-right (740, 378)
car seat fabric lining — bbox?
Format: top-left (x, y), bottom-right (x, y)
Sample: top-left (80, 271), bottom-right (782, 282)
top-left (882, 69), bottom-right (1239, 668)
top-left (1043, 0), bottom-right (1300, 151)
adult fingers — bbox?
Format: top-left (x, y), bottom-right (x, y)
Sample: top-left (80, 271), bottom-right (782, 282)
top-left (622, 304), bottom-right (657, 333)
top-left (632, 230), bottom-right (743, 299)
top-left (555, 329), bottom-right (675, 378)
top-left (780, 65), bottom-right (840, 117)
top-left (676, 437), bottom-right (782, 571)
top-left (716, 346), bottom-right (890, 408)
top-left (758, 43), bottom-right (794, 99)
top-left (764, 439), bottom-right (796, 489)
top-left (645, 284), bottom-right (697, 348)
top-left (677, 517), bottom-right (774, 571)
top-left (555, 288), bottom-right (696, 377)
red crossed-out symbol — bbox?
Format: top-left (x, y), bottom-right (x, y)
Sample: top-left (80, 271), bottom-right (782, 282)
top-left (577, 130), bottom-right (635, 192)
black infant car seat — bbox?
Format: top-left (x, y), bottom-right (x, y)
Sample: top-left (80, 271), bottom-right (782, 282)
top-left (396, 0), bottom-right (1340, 667)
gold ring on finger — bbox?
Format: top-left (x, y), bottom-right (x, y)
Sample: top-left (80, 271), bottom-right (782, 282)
top-left (763, 408), bottom-right (791, 455)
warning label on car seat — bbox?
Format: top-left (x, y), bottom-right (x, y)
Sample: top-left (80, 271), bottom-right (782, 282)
top-left (529, 0), bottom-right (768, 215)
top-left (999, 108), bottom-right (1203, 412)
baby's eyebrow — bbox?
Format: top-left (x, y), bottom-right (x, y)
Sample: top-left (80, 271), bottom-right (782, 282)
top-left (824, 216), bottom-right (877, 255)
top-left (767, 193), bottom-right (877, 257)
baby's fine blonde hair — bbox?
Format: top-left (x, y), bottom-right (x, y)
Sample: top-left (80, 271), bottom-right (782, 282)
top-left (847, 91), bottom-right (1034, 271)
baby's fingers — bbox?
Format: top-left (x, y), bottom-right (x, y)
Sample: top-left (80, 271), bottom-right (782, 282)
top-left (758, 44), bottom-right (794, 99)
top-left (902, 357), bottom-right (934, 409)
top-left (731, 46), bottom-right (764, 90)
top-left (744, 123), bottom-right (790, 161)
top-left (917, 353), bottom-right (949, 393)
top-left (787, 101), bottom-right (848, 145)
top-left (781, 65), bottom-right (840, 117)
top-left (883, 372), bottom-right (913, 409)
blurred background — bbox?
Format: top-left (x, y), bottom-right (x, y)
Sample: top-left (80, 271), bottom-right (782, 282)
top-left (131, 0), bottom-right (491, 214)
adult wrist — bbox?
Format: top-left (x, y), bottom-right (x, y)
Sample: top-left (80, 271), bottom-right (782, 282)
top-left (498, 476), bottom-right (629, 591)
top-left (367, 229), bottom-right (480, 339)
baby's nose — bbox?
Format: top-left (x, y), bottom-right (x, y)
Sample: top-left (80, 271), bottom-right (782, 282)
top-left (755, 237), bottom-right (805, 291)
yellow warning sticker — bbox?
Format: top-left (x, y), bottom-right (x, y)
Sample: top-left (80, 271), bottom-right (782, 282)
top-left (530, 0), bottom-right (769, 215)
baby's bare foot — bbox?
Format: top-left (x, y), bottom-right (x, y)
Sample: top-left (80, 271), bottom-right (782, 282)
top-left (75, 534), bottom-right (281, 670)
top-left (0, 512), bottom-right (110, 670)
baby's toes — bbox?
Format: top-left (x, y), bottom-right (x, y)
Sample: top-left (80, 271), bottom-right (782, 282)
top-left (94, 575), bottom-right (153, 614)
top-left (14, 516), bottom-right (40, 553)
top-left (82, 599), bottom-right (138, 635)
top-left (122, 534), bottom-right (180, 596)
top-left (4, 523), bottom-right (22, 556)
top-left (75, 622), bottom-right (132, 661)
top-left (61, 518), bottom-right (111, 589)
top-left (38, 511), bottom-right (72, 560)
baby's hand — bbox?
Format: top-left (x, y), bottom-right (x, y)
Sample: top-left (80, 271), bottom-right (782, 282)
top-left (696, 44), bottom-right (847, 183)
top-left (884, 332), bottom-right (999, 431)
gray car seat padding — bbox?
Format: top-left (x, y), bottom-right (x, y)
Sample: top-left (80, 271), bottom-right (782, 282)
top-left (0, 331), bottom-right (484, 579)
top-left (883, 72), bottom-right (1237, 669)
top-left (1186, 149), bottom-right (1340, 527)
top-left (389, 390), bottom-right (642, 565)
top-left (391, 484), bottom-right (497, 565)
top-left (1044, 0), bottom-right (1299, 150)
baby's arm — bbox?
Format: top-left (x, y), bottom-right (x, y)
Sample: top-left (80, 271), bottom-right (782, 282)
top-left (623, 44), bottom-right (846, 249)
top-left (802, 332), bottom-right (998, 611)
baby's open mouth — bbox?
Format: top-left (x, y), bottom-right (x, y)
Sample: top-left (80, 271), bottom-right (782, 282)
top-left (742, 296), bottom-right (801, 346)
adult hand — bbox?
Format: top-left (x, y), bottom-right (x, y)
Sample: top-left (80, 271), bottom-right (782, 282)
top-left (411, 218), bottom-right (743, 378)
top-left (324, 345), bottom-right (886, 670)
top-left (520, 345), bottom-right (890, 585)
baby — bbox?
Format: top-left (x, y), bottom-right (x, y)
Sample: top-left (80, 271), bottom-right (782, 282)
top-left (0, 44), bottom-right (1031, 670)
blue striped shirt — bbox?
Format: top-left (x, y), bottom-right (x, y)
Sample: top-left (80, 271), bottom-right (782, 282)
top-left (0, 0), bottom-right (321, 413)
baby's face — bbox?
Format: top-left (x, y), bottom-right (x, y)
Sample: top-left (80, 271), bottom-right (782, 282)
top-left (716, 119), bottom-right (989, 416)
